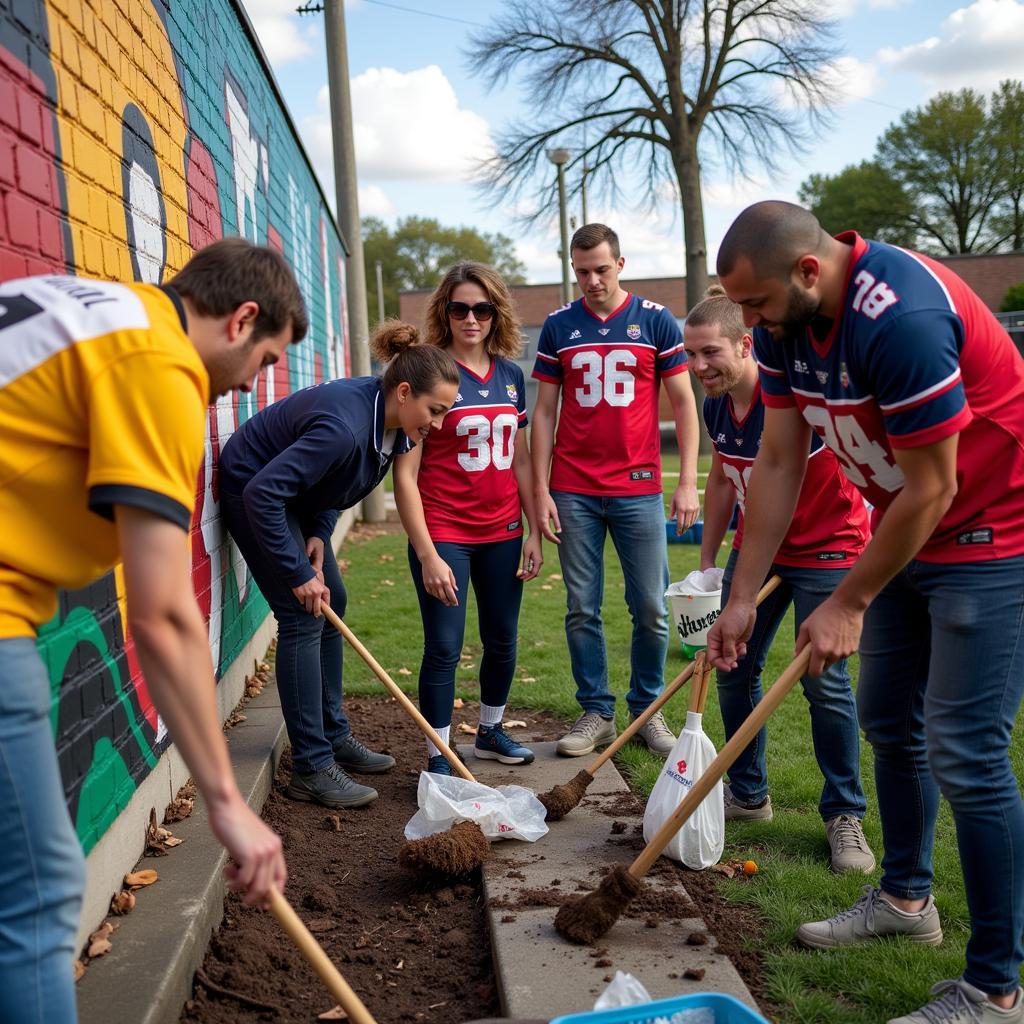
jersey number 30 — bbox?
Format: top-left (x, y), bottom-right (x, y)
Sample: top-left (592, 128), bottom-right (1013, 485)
top-left (457, 413), bottom-right (517, 472)
top-left (571, 349), bottom-right (637, 407)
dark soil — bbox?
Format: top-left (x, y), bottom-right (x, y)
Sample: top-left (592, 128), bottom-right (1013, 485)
top-left (179, 697), bottom-right (564, 1024)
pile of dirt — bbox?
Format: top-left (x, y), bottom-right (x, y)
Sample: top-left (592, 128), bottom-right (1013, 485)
top-left (179, 698), bottom-right (564, 1024)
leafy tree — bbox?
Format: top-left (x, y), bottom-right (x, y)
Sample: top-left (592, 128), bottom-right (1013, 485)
top-left (798, 161), bottom-right (916, 245)
top-left (877, 89), bottom-right (1004, 255)
top-left (1000, 282), bottom-right (1024, 313)
top-left (991, 80), bottom-right (1024, 250)
top-left (469, 0), bottom-right (840, 310)
top-left (363, 216), bottom-right (527, 321)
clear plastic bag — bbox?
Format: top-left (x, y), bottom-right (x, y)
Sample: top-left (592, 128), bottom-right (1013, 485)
top-left (643, 710), bottom-right (724, 869)
top-left (403, 772), bottom-right (549, 843)
top-left (593, 971), bottom-right (652, 1009)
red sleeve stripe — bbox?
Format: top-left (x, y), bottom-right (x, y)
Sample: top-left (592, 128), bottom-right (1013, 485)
top-left (536, 351), bottom-right (559, 364)
top-left (878, 368), bottom-right (961, 413)
top-left (658, 342), bottom-right (687, 358)
top-left (888, 406), bottom-right (972, 449)
top-left (660, 363), bottom-right (688, 378)
top-left (532, 368), bottom-right (561, 383)
top-left (755, 358), bottom-right (786, 377)
top-left (762, 391), bottom-right (797, 408)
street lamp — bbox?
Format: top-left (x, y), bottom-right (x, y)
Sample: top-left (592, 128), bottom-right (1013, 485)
top-left (547, 147), bottom-right (572, 305)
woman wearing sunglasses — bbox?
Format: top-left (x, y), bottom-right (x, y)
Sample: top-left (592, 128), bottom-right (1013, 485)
top-left (218, 321), bottom-right (459, 809)
top-left (394, 262), bottom-right (543, 774)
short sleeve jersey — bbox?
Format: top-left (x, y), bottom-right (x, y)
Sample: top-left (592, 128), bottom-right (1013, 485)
top-left (704, 382), bottom-right (869, 568)
top-left (532, 293), bottom-right (688, 495)
top-left (754, 232), bottom-right (1024, 563)
top-left (416, 358), bottom-right (528, 544)
top-left (0, 276), bottom-right (209, 637)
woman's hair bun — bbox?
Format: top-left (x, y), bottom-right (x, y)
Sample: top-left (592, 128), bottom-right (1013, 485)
top-left (370, 319), bottom-right (420, 361)
top-left (704, 283), bottom-right (728, 298)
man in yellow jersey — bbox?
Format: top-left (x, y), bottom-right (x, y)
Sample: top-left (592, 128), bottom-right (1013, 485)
top-left (0, 237), bottom-right (302, 1024)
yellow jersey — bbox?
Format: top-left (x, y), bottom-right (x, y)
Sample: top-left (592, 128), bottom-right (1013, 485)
top-left (0, 277), bottom-right (209, 638)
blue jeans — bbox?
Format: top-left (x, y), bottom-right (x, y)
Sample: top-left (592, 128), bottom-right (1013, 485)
top-left (718, 550), bottom-right (866, 822)
top-left (0, 639), bottom-right (86, 1024)
top-left (221, 492), bottom-right (349, 776)
top-left (408, 538), bottom-right (523, 727)
top-left (857, 556), bottom-right (1024, 996)
top-left (551, 491), bottom-right (669, 719)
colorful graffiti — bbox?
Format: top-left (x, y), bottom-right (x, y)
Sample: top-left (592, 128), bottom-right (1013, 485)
top-left (0, 0), bottom-right (350, 852)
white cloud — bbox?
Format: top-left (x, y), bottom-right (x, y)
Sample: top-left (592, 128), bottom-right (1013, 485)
top-left (821, 0), bottom-right (910, 12)
top-left (878, 0), bottom-right (1024, 92)
top-left (777, 55), bottom-right (881, 109)
top-left (359, 184), bottom-right (395, 218)
top-left (241, 0), bottom-right (315, 64)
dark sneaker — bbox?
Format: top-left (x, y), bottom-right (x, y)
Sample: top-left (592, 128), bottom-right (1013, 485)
top-left (796, 885), bottom-right (943, 950)
top-left (724, 783), bottom-right (773, 822)
top-left (826, 815), bottom-right (876, 874)
top-left (888, 979), bottom-right (1023, 1023)
top-left (285, 762), bottom-right (378, 809)
top-left (556, 712), bottom-right (617, 757)
top-left (426, 754), bottom-right (454, 776)
top-left (474, 724), bottom-right (535, 765)
top-left (333, 733), bottom-right (395, 774)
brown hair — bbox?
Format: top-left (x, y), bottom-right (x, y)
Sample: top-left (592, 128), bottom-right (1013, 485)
top-left (169, 237), bottom-right (308, 343)
top-left (570, 223), bottom-right (620, 260)
top-left (685, 284), bottom-right (747, 343)
top-left (371, 319), bottom-right (459, 395)
top-left (423, 262), bottom-right (523, 359)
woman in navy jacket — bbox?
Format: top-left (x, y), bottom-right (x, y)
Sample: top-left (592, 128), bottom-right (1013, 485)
top-left (219, 322), bottom-right (459, 808)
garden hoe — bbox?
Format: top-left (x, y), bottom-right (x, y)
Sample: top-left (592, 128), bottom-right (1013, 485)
top-left (553, 645), bottom-right (810, 945)
top-left (537, 575), bottom-right (781, 821)
top-left (321, 605), bottom-right (491, 880)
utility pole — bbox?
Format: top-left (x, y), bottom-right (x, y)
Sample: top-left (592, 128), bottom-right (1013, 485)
top-left (375, 259), bottom-right (385, 326)
top-left (321, 0), bottom-right (385, 522)
top-left (547, 147), bottom-right (572, 305)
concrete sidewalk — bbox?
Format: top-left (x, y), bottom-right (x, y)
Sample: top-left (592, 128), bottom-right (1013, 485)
top-left (461, 741), bottom-right (761, 1022)
top-left (76, 681), bottom-right (287, 1024)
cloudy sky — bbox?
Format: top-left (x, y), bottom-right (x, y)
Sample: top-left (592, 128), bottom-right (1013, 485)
top-left (241, 0), bottom-right (1024, 283)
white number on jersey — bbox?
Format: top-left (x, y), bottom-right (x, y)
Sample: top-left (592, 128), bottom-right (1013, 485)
top-left (570, 349), bottom-right (637, 407)
top-left (456, 413), bottom-right (517, 472)
top-left (851, 270), bottom-right (898, 320)
top-left (719, 462), bottom-right (753, 510)
top-left (802, 405), bottom-right (904, 493)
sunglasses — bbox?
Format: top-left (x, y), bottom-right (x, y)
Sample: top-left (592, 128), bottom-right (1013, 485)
top-left (447, 301), bottom-right (496, 322)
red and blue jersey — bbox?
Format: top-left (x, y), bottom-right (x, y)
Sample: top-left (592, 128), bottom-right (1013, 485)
top-left (416, 357), bottom-right (528, 544)
top-left (755, 232), bottom-right (1024, 563)
top-left (704, 382), bottom-right (869, 568)
top-left (532, 293), bottom-right (688, 495)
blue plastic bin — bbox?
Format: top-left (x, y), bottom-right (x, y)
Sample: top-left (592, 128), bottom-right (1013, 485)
top-left (666, 519), bottom-right (703, 544)
top-left (549, 992), bottom-right (769, 1024)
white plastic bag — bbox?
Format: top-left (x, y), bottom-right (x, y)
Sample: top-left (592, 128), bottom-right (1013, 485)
top-left (665, 568), bottom-right (725, 650)
top-left (643, 710), bottom-right (724, 869)
top-left (403, 772), bottom-right (548, 843)
top-left (594, 971), bottom-right (652, 1009)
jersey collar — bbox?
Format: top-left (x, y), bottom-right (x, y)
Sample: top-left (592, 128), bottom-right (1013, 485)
top-left (158, 284), bottom-right (188, 332)
top-left (372, 381), bottom-right (413, 458)
top-left (582, 292), bottom-right (631, 323)
top-left (807, 231), bottom-right (869, 360)
top-left (457, 357), bottom-right (493, 384)
top-left (728, 378), bottom-right (761, 430)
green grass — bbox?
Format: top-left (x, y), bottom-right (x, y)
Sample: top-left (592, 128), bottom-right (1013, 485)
top-left (337, 455), bottom-right (1023, 1023)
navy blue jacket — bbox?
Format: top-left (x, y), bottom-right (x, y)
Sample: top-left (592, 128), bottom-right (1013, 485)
top-left (219, 376), bottom-right (412, 586)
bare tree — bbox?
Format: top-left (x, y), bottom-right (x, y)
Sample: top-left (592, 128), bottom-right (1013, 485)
top-left (469, 0), bottom-right (840, 309)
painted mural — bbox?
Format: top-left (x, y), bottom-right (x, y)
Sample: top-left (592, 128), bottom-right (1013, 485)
top-left (0, 0), bottom-right (350, 852)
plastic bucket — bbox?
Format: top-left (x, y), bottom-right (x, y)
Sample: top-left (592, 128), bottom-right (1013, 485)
top-left (665, 575), bottom-right (722, 657)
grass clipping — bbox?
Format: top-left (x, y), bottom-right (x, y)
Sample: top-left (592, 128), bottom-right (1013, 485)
top-left (398, 820), bottom-right (491, 881)
top-left (554, 865), bottom-right (642, 944)
top-left (537, 769), bottom-right (593, 821)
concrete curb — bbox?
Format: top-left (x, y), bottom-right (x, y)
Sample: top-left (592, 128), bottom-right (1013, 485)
top-left (76, 680), bottom-right (286, 1024)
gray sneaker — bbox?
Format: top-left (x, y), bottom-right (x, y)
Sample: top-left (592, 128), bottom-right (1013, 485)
top-left (285, 762), bottom-right (378, 809)
top-left (333, 732), bottom-right (395, 774)
top-left (723, 783), bottom-right (773, 822)
top-left (826, 815), bottom-right (876, 874)
top-left (629, 710), bottom-right (676, 755)
top-left (888, 979), bottom-right (1023, 1024)
top-left (796, 885), bottom-right (943, 950)
top-left (556, 712), bottom-right (617, 757)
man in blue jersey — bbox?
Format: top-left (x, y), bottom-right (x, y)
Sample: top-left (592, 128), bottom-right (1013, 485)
top-left (531, 223), bottom-right (701, 757)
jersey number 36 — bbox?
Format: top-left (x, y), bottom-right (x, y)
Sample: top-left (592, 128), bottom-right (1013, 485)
top-left (571, 349), bottom-right (637, 407)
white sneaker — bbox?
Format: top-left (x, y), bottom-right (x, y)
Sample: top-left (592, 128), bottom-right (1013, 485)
top-left (796, 885), bottom-right (943, 949)
top-left (629, 710), bottom-right (676, 755)
top-left (826, 815), bottom-right (876, 874)
top-left (888, 979), bottom-right (1023, 1023)
top-left (556, 712), bottom-right (617, 757)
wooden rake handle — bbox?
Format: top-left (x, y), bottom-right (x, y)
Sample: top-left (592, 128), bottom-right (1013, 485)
top-left (269, 887), bottom-right (379, 1024)
top-left (322, 606), bottom-right (476, 783)
top-left (630, 645), bottom-right (810, 879)
top-left (586, 574), bottom-right (782, 775)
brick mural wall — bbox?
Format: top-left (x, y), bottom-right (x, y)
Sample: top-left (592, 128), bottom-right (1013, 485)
top-left (0, 0), bottom-right (350, 853)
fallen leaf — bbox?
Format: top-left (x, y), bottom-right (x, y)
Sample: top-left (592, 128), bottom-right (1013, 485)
top-left (381, 579), bottom-right (395, 586)
top-left (89, 922), bottom-right (114, 942)
top-left (541, 584), bottom-right (553, 591)
top-left (73, 959), bottom-right (86, 982)
top-left (521, 677), bottom-right (537, 683)
top-left (710, 863), bottom-right (736, 878)
top-left (307, 918), bottom-right (337, 933)
top-left (457, 723), bottom-right (477, 734)
top-left (504, 719), bottom-right (527, 728)
top-left (397, 667), bottom-right (412, 676)
top-left (378, 553), bottom-right (395, 562)
top-left (87, 936), bottom-right (112, 958)
top-left (163, 836), bottom-right (183, 848)
top-left (125, 869), bottom-right (158, 889)
top-left (453, 698), bottom-right (464, 709)
top-left (318, 1006), bottom-right (348, 1020)
top-left (394, 959), bottom-right (404, 970)
top-left (338, 559), bottom-right (350, 573)
top-left (110, 890), bottom-right (136, 915)
top-left (460, 663), bottom-right (476, 671)
top-left (548, 573), bottom-right (562, 580)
